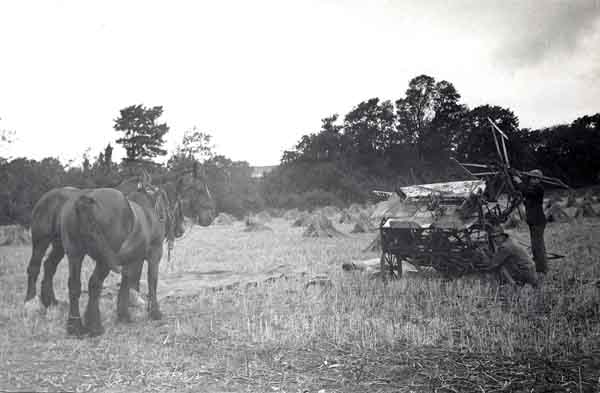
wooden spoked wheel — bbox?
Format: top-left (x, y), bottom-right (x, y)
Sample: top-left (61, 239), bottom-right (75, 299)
top-left (380, 251), bottom-right (403, 281)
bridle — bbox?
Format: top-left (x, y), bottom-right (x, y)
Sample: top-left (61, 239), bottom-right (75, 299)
top-left (140, 183), bottom-right (179, 262)
top-left (135, 170), bottom-right (185, 265)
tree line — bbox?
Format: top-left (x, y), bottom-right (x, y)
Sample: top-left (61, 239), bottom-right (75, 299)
top-left (2, 74), bottom-right (599, 225)
top-left (262, 75), bottom-right (600, 208)
top-left (0, 105), bottom-right (264, 226)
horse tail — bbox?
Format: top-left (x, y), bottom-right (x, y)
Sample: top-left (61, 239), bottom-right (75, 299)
top-left (74, 195), bottom-right (122, 274)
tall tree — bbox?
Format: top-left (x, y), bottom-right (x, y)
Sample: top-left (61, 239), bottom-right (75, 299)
top-left (179, 127), bottom-right (213, 161)
top-left (168, 127), bottom-right (214, 177)
top-left (391, 76), bottom-right (467, 181)
top-left (165, 128), bottom-right (216, 223)
top-left (423, 80), bottom-right (467, 159)
top-left (343, 98), bottom-right (396, 170)
top-left (288, 114), bottom-right (349, 163)
top-left (395, 75), bottom-right (467, 161)
top-left (103, 143), bottom-right (113, 170)
top-left (82, 147), bottom-right (92, 174)
top-left (454, 105), bottom-right (520, 164)
top-left (314, 114), bottom-right (345, 161)
top-left (114, 105), bottom-right (169, 165)
top-left (395, 75), bottom-right (436, 146)
top-left (86, 145), bottom-right (120, 187)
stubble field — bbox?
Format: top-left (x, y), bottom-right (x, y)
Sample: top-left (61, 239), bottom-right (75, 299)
top-left (1, 216), bottom-right (599, 392)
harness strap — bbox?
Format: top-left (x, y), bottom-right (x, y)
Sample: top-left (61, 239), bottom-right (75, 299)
top-left (151, 187), bottom-right (177, 264)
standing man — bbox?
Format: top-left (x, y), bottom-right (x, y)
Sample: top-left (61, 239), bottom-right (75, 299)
top-left (513, 169), bottom-right (547, 277)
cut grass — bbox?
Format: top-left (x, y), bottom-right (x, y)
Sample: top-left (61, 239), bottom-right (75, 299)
top-left (0, 218), bottom-right (599, 392)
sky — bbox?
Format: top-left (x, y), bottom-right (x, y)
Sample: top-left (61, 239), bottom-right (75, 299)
top-left (1, 0), bottom-right (599, 166)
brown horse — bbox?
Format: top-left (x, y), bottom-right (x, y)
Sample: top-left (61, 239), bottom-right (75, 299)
top-left (24, 179), bottom-right (184, 336)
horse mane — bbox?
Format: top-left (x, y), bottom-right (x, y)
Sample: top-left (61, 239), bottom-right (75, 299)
top-left (155, 188), bottom-right (176, 245)
top-left (153, 188), bottom-right (172, 224)
top-left (112, 174), bottom-right (184, 249)
top-left (127, 186), bottom-right (175, 242)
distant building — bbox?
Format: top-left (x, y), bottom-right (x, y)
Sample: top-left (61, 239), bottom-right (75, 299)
top-left (251, 165), bottom-right (277, 178)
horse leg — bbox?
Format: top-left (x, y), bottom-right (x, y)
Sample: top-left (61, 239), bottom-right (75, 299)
top-left (84, 262), bottom-right (110, 336)
top-left (40, 242), bottom-right (65, 307)
top-left (146, 247), bottom-right (163, 320)
top-left (25, 236), bottom-right (50, 303)
top-left (66, 253), bottom-right (86, 337)
top-left (116, 262), bottom-right (139, 323)
top-left (127, 257), bottom-right (144, 293)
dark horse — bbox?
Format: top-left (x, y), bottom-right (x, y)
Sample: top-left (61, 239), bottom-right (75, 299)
top-left (24, 179), bottom-right (184, 336)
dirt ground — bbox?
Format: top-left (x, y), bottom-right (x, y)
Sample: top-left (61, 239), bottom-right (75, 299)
top-left (1, 218), bottom-right (599, 392)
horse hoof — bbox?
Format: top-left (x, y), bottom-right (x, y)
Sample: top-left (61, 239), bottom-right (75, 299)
top-left (66, 318), bottom-right (88, 337)
top-left (41, 295), bottom-right (59, 308)
top-left (87, 325), bottom-right (105, 337)
top-left (117, 313), bottom-right (133, 324)
top-left (149, 308), bottom-right (163, 321)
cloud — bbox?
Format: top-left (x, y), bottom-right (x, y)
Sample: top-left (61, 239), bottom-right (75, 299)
top-left (388, 0), bottom-right (600, 69)
top-left (2, 0), bottom-right (599, 164)
top-left (489, 1), bottom-right (600, 68)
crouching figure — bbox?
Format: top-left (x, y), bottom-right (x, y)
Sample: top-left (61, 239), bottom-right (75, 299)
top-left (489, 230), bottom-right (539, 288)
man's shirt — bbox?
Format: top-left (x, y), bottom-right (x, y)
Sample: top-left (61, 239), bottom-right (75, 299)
top-left (518, 182), bottom-right (546, 225)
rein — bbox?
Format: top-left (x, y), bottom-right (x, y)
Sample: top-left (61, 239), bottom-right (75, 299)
top-left (132, 179), bottom-right (183, 266)
top-left (147, 186), bottom-right (177, 263)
